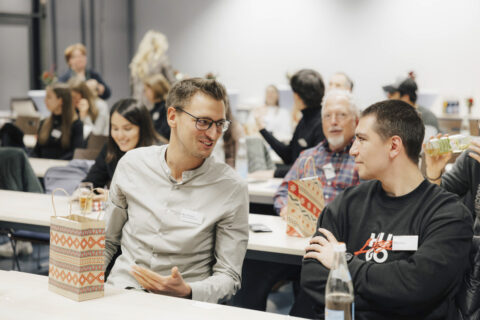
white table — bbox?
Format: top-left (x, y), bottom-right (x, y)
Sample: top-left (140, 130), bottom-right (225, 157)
top-left (0, 271), bottom-right (302, 320)
top-left (29, 157), bottom-right (69, 178)
top-left (248, 178), bottom-right (282, 205)
top-left (0, 190), bottom-right (308, 265)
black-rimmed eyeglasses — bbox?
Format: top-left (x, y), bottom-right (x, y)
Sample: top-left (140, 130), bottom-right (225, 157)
top-left (175, 107), bottom-right (231, 133)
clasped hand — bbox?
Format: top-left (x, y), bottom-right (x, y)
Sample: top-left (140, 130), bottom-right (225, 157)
top-left (130, 265), bottom-right (192, 298)
top-left (304, 228), bottom-right (339, 270)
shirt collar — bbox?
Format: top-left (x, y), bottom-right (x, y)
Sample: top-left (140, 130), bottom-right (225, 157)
top-left (322, 138), bottom-right (355, 154)
top-left (159, 145), bottom-right (213, 184)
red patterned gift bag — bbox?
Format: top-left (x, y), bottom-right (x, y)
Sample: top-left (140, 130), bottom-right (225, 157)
top-left (48, 188), bottom-right (105, 301)
top-left (286, 157), bottom-right (325, 237)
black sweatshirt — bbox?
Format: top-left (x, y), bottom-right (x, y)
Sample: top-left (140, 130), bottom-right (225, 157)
top-left (260, 107), bottom-right (324, 177)
top-left (301, 179), bottom-right (473, 320)
top-left (82, 144), bottom-right (119, 188)
top-left (30, 115), bottom-right (83, 160)
top-left (151, 100), bottom-right (170, 140)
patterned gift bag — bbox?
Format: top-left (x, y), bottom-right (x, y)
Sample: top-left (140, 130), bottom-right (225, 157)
top-left (48, 188), bottom-right (105, 301)
top-left (286, 157), bottom-right (325, 237)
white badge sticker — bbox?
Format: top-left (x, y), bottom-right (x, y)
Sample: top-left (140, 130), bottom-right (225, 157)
top-left (392, 235), bottom-right (418, 251)
top-left (152, 112), bottom-right (160, 121)
top-left (180, 209), bottom-right (204, 225)
top-left (51, 129), bottom-right (62, 139)
top-left (323, 163), bottom-right (336, 180)
top-left (298, 138), bottom-right (308, 147)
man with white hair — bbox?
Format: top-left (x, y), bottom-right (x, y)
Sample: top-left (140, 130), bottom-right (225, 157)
top-left (274, 89), bottom-right (360, 217)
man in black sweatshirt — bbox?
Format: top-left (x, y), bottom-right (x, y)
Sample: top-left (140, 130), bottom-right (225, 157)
top-left (300, 100), bottom-right (473, 319)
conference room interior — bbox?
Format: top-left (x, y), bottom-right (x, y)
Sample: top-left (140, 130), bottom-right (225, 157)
top-left (1, 0), bottom-right (480, 319)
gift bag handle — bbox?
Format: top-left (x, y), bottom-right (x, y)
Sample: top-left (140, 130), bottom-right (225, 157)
top-left (297, 156), bottom-right (317, 178)
top-left (51, 188), bottom-right (72, 217)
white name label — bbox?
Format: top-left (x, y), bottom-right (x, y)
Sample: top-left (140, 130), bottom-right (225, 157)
top-left (180, 209), bottom-right (204, 225)
top-left (152, 112), bottom-right (160, 121)
top-left (323, 163), bottom-right (336, 180)
top-left (51, 129), bottom-right (62, 139)
top-left (392, 235), bottom-right (418, 251)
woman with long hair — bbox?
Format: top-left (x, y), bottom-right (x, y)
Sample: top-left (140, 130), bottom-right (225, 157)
top-left (71, 81), bottom-right (109, 137)
top-left (31, 83), bottom-right (83, 159)
top-left (82, 98), bottom-right (165, 191)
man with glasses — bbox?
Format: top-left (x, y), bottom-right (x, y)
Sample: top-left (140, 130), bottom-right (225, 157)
top-left (104, 78), bottom-right (249, 303)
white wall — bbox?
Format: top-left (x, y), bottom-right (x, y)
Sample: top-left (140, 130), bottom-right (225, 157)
top-left (134, 0), bottom-right (480, 111)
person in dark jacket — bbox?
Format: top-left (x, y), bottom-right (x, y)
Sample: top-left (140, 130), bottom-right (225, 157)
top-left (30, 83), bottom-right (83, 160)
top-left (143, 73), bottom-right (171, 140)
top-left (255, 69), bottom-right (325, 178)
top-left (58, 43), bottom-right (111, 100)
top-left (424, 138), bottom-right (480, 234)
top-left (300, 100), bottom-right (472, 319)
top-left (82, 98), bottom-right (164, 193)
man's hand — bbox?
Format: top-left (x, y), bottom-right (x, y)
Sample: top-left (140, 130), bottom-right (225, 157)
top-left (304, 228), bottom-right (338, 269)
top-left (423, 134), bottom-right (452, 182)
top-left (130, 265), bottom-right (192, 298)
top-left (469, 139), bottom-right (480, 163)
top-left (279, 206), bottom-right (288, 220)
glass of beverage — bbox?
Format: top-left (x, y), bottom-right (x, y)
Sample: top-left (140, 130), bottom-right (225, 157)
top-left (78, 182), bottom-right (93, 214)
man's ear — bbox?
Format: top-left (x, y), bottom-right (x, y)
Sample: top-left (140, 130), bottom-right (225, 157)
top-left (167, 106), bottom-right (177, 128)
top-left (389, 135), bottom-right (403, 159)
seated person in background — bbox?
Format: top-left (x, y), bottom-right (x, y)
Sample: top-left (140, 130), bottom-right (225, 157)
top-left (71, 81), bottom-right (109, 137)
top-left (104, 78), bottom-right (249, 303)
top-left (383, 72), bottom-right (439, 140)
top-left (30, 83), bottom-right (83, 160)
top-left (234, 89), bottom-right (360, 317)
top-left (248, 85), bottom-right (292, 142)
top-left (143, 73), bottom-right (171, 140)
top-left (301, 100), bottom-right (473, 319)
top-left (275, 89), bottom-right (360, 218)
top-left (59, 43), bottom-right (111, 100)
top-left (424, 136), bottom-right (480, 233)
top-left (328, 72), bottom-right (354, 92)
top-left (82, 98), bottom-right (164, 194)
top-left (255, 69), bottom-right (326, 178)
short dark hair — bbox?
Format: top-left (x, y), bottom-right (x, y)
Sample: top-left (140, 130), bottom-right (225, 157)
top-left (166, 77), bottom-right (228, 112)
top-left (290, 69), bottom-right (325, 110)
top-left (106, 98), bottom-right (162, 163)
top-left (361, 100), bottom-right (424, 164)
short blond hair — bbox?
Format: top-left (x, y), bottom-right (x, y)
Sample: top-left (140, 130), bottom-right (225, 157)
top-left (64, 43), bottom-right (86, 64)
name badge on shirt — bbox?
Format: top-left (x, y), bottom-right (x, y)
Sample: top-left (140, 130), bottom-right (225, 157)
top-left (180, 209), bottom-right (204, 225)
top-left (152, 112), bottom-right (160, 121)
top-left (323, 163), bottom-right (336, 180)
top-left (298, 138), bottom-right (308, 147)
top-left (392, 235), bottom-right (418, 251)
top-left (51, 129), bottom-right (62, 139)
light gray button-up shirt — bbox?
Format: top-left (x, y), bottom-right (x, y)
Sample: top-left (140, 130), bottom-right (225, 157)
top-left (105, 145), bottom-right (249, 303)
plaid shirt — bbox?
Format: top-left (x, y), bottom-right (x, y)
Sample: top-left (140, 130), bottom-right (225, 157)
top-left (274, 139), bottom-right (359, 214)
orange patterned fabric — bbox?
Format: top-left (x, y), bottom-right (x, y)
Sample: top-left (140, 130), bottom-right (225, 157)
top-left (286, 178), bottom-right (325, 237)
top-left (48, 214), bottom-right (105, 302)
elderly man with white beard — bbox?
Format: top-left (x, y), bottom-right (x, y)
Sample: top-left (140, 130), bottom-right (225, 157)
top-left (274, 89), bottom-right (360, 218)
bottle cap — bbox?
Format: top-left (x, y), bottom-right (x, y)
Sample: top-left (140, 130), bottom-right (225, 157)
top-left (334, 243), bottom-right (346, 252)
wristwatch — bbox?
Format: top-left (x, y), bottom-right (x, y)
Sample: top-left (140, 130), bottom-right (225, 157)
top-left (345, 252), bottom-right (354, 263)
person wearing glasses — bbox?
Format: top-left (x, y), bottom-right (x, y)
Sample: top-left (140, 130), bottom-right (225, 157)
top-left (104, 78), bottom-right (249, 303)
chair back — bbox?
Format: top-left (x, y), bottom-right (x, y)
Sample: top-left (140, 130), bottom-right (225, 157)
top-left (87, 134), bottom-right (108, 150)
top-left (73, 148), bottom-right (101, 160)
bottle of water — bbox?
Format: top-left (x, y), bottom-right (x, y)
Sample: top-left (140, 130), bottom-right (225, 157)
top-left (236, 137), bottom-right (248, 179)
top-left (325, 243), bottom-right (354, 320)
